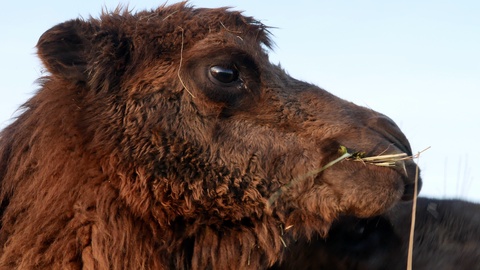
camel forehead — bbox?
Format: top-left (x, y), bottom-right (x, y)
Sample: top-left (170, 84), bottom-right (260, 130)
top-left (113, 4), bottom-right (272, 51)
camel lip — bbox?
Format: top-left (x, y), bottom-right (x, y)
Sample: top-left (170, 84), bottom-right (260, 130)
top-left (396, 160), bottom-right (422, 201)
top-left (400, 175), bottom-right (422, 201)
top-left (399, 159), bottom-right (421, 184)
top-left (342, 157), bottom-right (421, 201)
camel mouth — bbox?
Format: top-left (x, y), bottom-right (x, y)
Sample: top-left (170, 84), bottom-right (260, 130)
top-left (310, 147), bottom-right (423, 218)
top-left (265, 149), bottom-right (421, 213)
top-left (263, 159), bottom-right (415, 224)
top-left (348, 153), bottom-right (422, 202)
top-left (343, 146), bottom-right (423, 200)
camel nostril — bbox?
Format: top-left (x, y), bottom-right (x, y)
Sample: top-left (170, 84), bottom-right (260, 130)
top-left (369, 115), bottom-right (412, 156)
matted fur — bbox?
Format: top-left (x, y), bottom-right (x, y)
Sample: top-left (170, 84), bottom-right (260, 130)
top-left (0, 3), bottom-right (419, 269)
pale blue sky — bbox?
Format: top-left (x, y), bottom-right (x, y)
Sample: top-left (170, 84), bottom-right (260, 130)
top-left (1, 1), bottom-right (479, 202)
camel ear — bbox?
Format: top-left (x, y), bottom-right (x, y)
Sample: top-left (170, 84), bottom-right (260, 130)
top-left (37, 19), bottom-right (132, 88)
top-left (37, 19), bottom-right (93, 83)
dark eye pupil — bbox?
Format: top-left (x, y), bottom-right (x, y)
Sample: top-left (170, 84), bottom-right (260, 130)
top-left (209, 66), bottom-right (239, 83)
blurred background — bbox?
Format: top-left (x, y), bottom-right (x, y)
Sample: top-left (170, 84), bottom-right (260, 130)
top-left (1, 0), bottom-right (479, 202)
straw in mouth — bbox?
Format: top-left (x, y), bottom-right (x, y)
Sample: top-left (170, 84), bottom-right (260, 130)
top-left (345, 145), bottom-right (430, 169)
top-left (265, 146), bottom-right (430, 209)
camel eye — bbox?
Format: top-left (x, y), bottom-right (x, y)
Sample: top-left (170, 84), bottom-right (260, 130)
top-left (209, 66), bottom-right (239, 84)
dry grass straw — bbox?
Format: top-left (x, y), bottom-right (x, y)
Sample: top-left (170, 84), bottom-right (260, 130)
top-left (406, 148), bottom-right (426, 270)
top-left (177, 26), bottom-right (195, 98)
top-left (349, 146), bottom-right (429, 166)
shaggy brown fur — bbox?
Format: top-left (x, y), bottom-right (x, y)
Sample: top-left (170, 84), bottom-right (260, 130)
top-left (0, 3), bottom-right (420, 269)
top-left (273, 197), bottom-right (480, 270)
